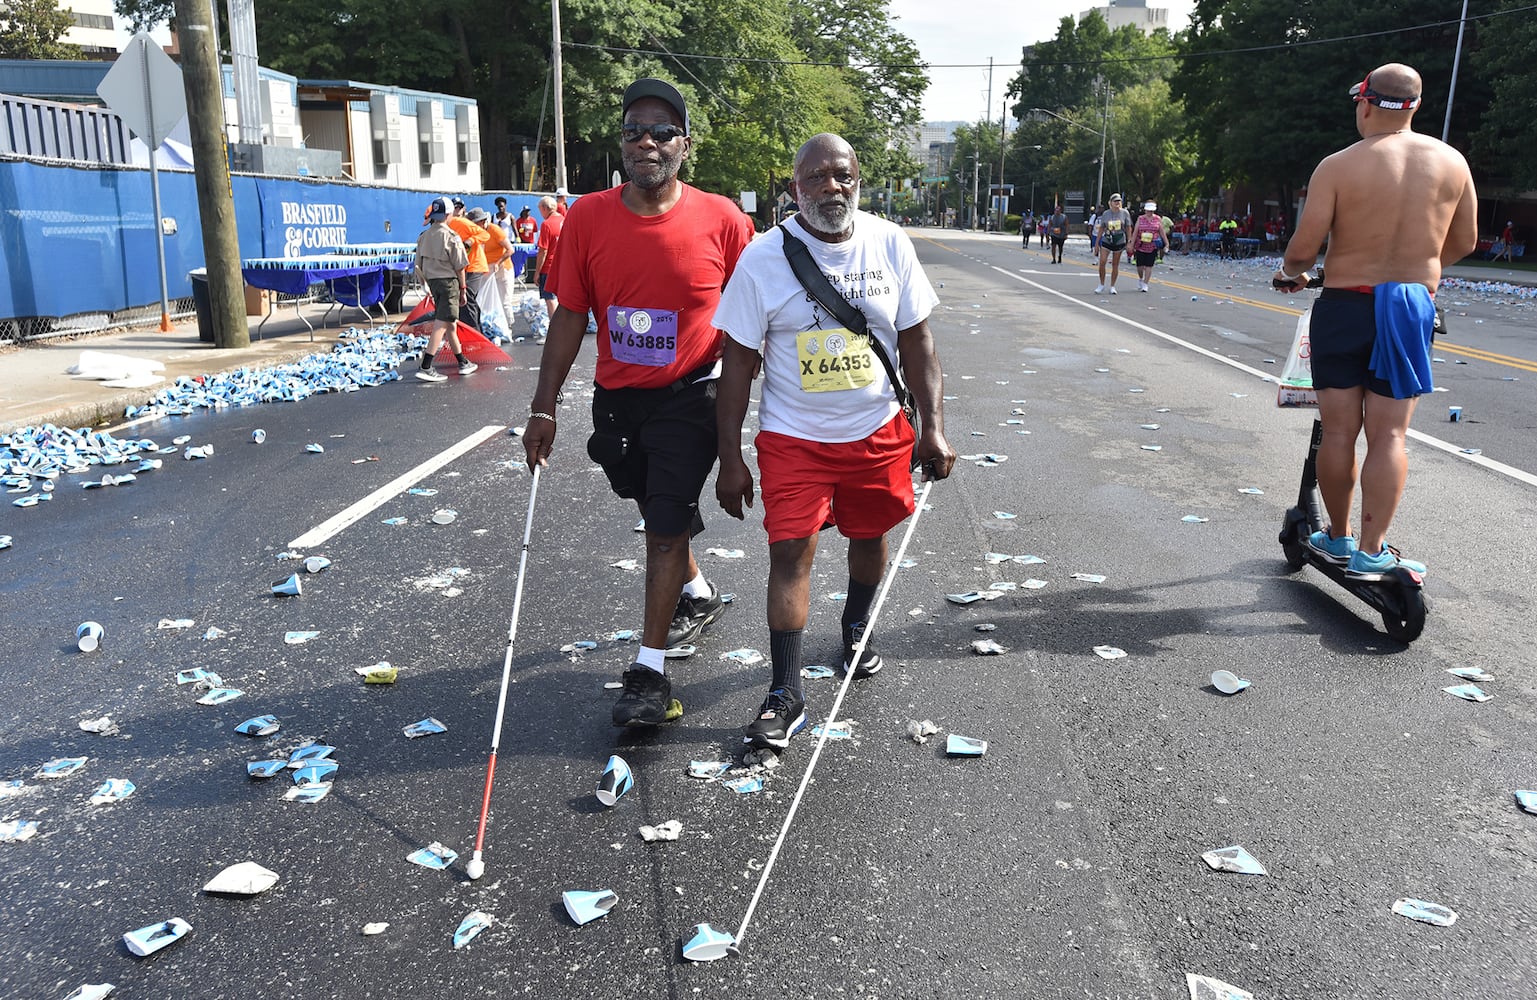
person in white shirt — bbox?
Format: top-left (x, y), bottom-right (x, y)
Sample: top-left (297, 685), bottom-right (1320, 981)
top-left (713, 133), bottom-right (956, 751)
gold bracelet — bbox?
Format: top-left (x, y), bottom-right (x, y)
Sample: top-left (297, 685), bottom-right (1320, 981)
top-left (529, 412), bottom-right (556, 423)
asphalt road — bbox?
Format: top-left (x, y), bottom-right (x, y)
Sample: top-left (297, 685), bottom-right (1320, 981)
top-left (2, 229), bottom-right (1534, 999)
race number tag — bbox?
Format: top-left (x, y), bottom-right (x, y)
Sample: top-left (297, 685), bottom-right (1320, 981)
top-left (607, 306), bottom-right (678, 366)
top-left (797, 328), bottom-right (876, 393)
top-left (1139, 230), bottom-right (1155, 245)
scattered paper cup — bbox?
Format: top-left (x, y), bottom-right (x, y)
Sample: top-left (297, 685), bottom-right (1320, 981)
top-left (595, 754), bottom-right (633, 808)
top-left (682, 922), bottom-right (737, 962)
top-left (76, 621), bottom-right (104, 652)
top-left (562, 889), bottom-right (618, 925)
top-left (1211, 669), bottom-right (1251, 695)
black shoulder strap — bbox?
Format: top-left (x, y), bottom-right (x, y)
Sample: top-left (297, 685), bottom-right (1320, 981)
top-left (777, 223), bottom-right (910, 405)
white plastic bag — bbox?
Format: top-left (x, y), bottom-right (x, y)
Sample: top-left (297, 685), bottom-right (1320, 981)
top-left (1277, 306), bottom-right (1318, 407)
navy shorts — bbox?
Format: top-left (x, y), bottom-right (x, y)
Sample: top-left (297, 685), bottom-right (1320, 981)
top-left (588, 375), bottom-right (718, 537)
top-left (537, 272), bottom-right (556, 301)
top-left (1310, 289), bottom-right (1393, 397)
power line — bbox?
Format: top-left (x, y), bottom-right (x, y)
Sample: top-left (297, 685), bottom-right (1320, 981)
top-left (566, 5), bottom-right (1537, 73)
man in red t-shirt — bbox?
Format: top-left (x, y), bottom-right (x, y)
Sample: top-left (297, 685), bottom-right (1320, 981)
top-left (523, 77), bottom-right (754, 728)
top-left (515, 207), bottom-right (537, 245)
top-left (534, 196), bottom-right (563, 321)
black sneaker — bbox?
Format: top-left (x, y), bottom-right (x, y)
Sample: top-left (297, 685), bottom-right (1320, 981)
top-left (842, 622), bottom-right (884, 678)
top-left (743, 688), bottom-right (807, 749)
top-left (666, 589), bottom-right (726, 649)
top-left (612, 667), bottom-right (675, 727)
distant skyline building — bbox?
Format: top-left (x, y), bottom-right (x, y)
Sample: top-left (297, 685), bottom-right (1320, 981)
top-left (59, 0), bottom-right (120, 59)
top-left (1080, 0), bottom-right (1169, 36)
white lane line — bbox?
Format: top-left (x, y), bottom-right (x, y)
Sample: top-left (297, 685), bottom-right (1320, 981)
top-left (991, 266), bottom-right (1537, 490)
top-left (288, 423), bottom-right (506, 548)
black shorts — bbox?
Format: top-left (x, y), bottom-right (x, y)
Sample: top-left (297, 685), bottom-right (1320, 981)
top-left (1101, 236), bottom-right (1127, 254)
top-left (1134, 250), bottom-right (1158, 267)
top-left (1050, 235), bottom-right (1067, 246)
top-left (588, 374), bottom-right (718, 537)
top-left (1309, 288), bottom-right (1393, 397)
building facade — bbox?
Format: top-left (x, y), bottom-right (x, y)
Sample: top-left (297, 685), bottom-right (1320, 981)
top-left (1080, 1), bottom-right (1169, 35)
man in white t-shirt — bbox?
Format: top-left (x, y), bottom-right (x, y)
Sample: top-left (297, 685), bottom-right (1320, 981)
top-left (713, 133), bottom-right (956, 751)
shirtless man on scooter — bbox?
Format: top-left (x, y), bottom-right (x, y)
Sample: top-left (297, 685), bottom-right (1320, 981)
top-left (1275, 62), bottom-right (1477, 579)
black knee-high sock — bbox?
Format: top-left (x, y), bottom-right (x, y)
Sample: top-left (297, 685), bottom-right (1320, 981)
top-left (842, 578), bottom-right (878, 647)
top-left (769, 628), bottom-right (803, 698)
top-left (420, 351), bottom-right (435, 370)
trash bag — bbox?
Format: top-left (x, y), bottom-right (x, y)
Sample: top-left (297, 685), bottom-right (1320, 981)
top-left (1277, 306), bottom-right (1317, 408)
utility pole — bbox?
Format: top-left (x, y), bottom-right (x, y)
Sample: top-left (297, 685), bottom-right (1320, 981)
top-left (983, 57), bottom-right (992, 230)
top-left (1442, 0), bottom-right (1469, 143)
top-left (551, 0), bottom-right (568, 191)
top-left (998, 88), bottom-right (1008, 231)
top-left (1096, 79), bottom-right (1110, 211)
top-left (971, 155), bottom-right (979, 231)
top-left (174, 0), bottom-right (247, 348)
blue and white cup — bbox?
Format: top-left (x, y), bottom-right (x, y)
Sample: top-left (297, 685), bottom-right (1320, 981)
top-left (1448, 406), bottom-right (1462, 423)
top-left (252, 429), bottom-right (267, 444)
top-left (76, 621), bottom-right (104, 652)
top-left (595, 754), bottom-right (633, 807)
top-left (271, 574), bottom-right (302, 597)
top-left (562, 889), bottom-right (618, 925)
top-left (681, 923), bottom-right (737, 962)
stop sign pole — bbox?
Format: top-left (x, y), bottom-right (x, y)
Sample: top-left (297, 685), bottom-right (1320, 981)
top-left (97, 32), bottom-right (185, 332)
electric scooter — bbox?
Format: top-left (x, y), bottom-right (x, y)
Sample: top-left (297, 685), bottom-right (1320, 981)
top-left (1273, 272), bottom-right (1428, 642)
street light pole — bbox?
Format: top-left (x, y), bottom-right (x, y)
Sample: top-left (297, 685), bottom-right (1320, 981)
top-left (1096, 80), bottom-right (1109, 210)
top-left (971, 154), bottom-right (979, 230)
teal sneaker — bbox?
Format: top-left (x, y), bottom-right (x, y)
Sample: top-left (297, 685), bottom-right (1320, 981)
top-left (1345, 544), bottom-right (1427, 579)
top-left (1307, 529), bottom-right (1357, 565)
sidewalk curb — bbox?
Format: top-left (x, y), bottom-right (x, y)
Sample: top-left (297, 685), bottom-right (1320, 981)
top-left (0, 335), bottom-right (346, 437)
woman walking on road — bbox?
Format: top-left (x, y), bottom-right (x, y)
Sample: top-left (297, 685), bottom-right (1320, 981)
top-left (1133, 201), bottom-right (1164, 292)
top-left (1093, 194), bottom-right (1132, 294)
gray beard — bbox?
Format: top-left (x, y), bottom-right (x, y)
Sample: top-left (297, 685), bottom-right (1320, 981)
top-left (799, 187), bottom-right (859, 235)
top-left (626, 150), bottom-right (683, 191)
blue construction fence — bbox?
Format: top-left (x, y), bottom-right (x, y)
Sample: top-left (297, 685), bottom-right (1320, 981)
top-left (0, 157), bottom-right (545, 321)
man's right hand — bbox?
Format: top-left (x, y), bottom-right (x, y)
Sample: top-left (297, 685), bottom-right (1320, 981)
top-left (523, 415), bottom-right (555, 469)
top-left (715, 457), bottom-right (755, 520)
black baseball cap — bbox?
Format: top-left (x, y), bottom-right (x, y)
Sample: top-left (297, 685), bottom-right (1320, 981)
top-left (622, 78), bottom-right (689, 133)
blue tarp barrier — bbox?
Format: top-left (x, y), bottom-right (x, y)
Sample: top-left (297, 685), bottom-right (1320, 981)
top-left (0, 157), bottom-right (543, 320)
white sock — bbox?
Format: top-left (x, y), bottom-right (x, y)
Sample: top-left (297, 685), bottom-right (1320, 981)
top-left (681, 572), bottom-right (712, 600)
top-left (635, 646), bottom-right (666, 673)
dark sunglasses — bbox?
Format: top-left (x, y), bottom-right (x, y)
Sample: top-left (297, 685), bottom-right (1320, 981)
top-left (621, 122), bottom-right (687, 144)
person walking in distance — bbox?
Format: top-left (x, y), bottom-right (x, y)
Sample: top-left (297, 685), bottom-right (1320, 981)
top-left (534, 195), bottom-right (563, 322)
top-left (1132, 200), bottom-right (1163, 292)
top-left (411, 197), bottom-right (476, 382)
top-left (1047, 204), bottom-right (1068, 264)
top-left (1094, 194), bottom-right (1131, 294)
top-left (1276, 62), bottom-right (1476, 579)
top-left (522, 78), bottom-right (755, 728)
top-left (713, 133), bottom-right (956, 750)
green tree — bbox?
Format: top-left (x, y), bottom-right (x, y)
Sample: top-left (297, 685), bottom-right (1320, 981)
top-left (1009, 11), bottom-right (1174, 123)
top-left (114, 0), bottom-right (931, 198)
top-left (1, 0), bottom-right (82, 59)
top-left (1171, 0), bottom-right (1475, 212)
top-left (1470, 0), bottom-right (1537, 191)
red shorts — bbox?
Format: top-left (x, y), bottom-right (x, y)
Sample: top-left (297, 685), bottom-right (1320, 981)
top-left (755, 413), bottom-right (916, 544)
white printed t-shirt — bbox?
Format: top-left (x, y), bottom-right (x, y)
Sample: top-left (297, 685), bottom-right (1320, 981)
top-left (711, 212), bottom-right (938, 444)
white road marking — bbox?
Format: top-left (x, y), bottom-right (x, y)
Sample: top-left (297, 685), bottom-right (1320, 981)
top-left (991, 266), bottom-right (1537, 490)
top-left (288, 424), bottom-right (506, 548)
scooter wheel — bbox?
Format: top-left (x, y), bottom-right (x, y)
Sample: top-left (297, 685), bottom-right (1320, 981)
top-left (1382, 588), bottom-right (1427, 643)
top-left (1281, 534), bottom-right (1307, 571)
